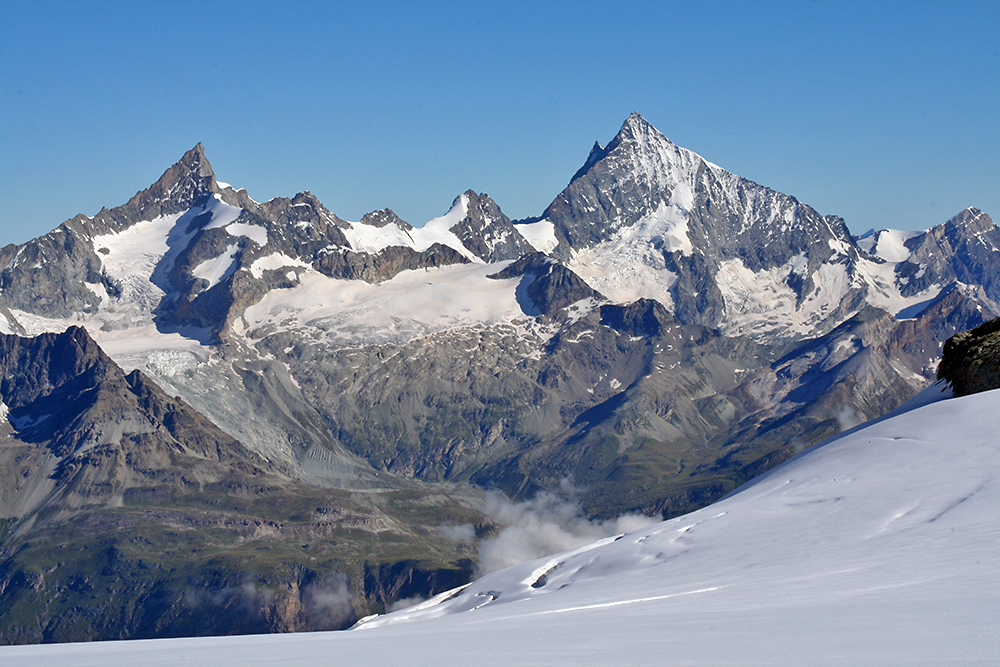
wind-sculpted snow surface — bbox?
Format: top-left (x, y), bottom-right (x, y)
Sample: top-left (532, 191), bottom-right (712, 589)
top-left (4, 382), bottom-right (997, 665)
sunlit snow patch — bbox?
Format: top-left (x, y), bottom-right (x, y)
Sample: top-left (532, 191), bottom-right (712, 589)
top-left (342, 220), bottom-right (415, 254)
top-left (249, 253), bottom-right (311, 279)
top-left (515, 219), bottom-right (558, 254)
top-left (192, 244), bottom-right (239, 290)
top-left (222, 222), bottom-right (267, 246)
top-left (242, 262), bottom-right (530, 347)
top-left (567, 200), bottom-right (696, 307)
top-left (856, 228), bottom-right (920, 263)
top-left (341, 194), bottom-right (481, 261)
top-left (714, 258), bottom-right (851, 338)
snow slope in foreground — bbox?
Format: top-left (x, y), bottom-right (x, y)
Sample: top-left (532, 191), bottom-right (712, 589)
top-left (3, 384), bottom-right (998, 666)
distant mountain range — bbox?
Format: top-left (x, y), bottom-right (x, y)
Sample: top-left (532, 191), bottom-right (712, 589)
top-left (0, 112), bottom-right (998, 643)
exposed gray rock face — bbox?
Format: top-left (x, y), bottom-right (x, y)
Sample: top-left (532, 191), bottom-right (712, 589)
top-left (255, 191), bottom-right (351, 247)
top-left (0, 144), bottom-right (229, 320)
top-left (360, 208), bottom-right (412, 229)
top-left (81, 143), bottom-right (227, 235)
top-left (888, 282), bottom-right (1000, 379)
top-left (449, 191), bottom-right (535, 262)
top-left (542, 112), bottom-right (868, 334)
top-left (599, 299), bottom-right (676, 338)
top-left (938, 316), bottom-right (1000, 396)
top-left (488, 252), bottom-right (603, 317)
top-left (0, 327), bottom-right (491, 644)
top-left (314, 243), bottom-right (469, 283)
top-left (893, 208), bottom-right (1000, 300)
top-left (0, 225), bottom-right (110, 318)
top-left (0, 326), bottom-right (274, 517)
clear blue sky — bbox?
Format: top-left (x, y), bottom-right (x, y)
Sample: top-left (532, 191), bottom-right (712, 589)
top-left (1, 0), bottom-right (998, 246)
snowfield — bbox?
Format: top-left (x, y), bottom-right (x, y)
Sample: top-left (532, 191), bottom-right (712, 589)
top-left (241, 262), bottom-right (533, 348)
top-left (3, 382), bottom-right (997, 665)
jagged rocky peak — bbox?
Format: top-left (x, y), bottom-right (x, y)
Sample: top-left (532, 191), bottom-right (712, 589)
top-left (0, 326), bottom-right (275, 514)
top-left (945, 206), bottom-right (993, 233)
top-left (257, 190), bottom-right (348, 230)
top-left (612, 110), bottom-right (686, 159)
top-left (360, 208), bottom-right (412, 230)
top-left (0, 326), bottom-right (107, 405)
top-left (543, 112), bottom-right (708, 251)
top-left (537, 112), bottom-right (866, 338)
top-left (449, 190), bottom-right (535, 262)
top-left (83, 143), bottom-right (229, 235)
top-left (899, 207), bottom-right (1000, 299)
top-left (908, 207), bottom-right (998, 255)
top-left (570, 140), bottom-right (607, 182)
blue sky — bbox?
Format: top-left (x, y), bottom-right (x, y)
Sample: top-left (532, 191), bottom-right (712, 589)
top-left (1, 0), bottom-right (997, 246)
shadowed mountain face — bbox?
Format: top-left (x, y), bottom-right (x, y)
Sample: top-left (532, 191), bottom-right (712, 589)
top-left (0, 326), bottom-right (273, 516)
top-left (0, 113), bottom-right (998, 643)
top-left (0, 327), bottom-right (489, 644)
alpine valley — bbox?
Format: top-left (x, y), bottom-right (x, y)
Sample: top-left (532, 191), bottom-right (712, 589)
top-left (1, 113), bottom-right (998, 644)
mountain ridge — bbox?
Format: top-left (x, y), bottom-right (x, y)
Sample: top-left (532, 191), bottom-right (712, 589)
top-left (0, 113), bottom-right (998, 644)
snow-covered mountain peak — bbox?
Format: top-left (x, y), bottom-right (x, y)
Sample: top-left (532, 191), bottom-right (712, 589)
top-left (338, 191), bottom-right (535, 264)
top-left (581, 112), bottom-right (708, 195)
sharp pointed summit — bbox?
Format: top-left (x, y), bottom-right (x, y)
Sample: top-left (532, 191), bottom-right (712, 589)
top-left (542, 112), bottom-right (708, 252)
top-left (77, 143), bottom-right (224, 236)
top-left (619, 110), bottom-right (657, 135)
top-left (141, 142), bottom-right (219, 209)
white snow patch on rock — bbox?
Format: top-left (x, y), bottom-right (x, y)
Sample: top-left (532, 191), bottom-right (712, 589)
top-left (567, 200), bottom-right (696, 307)
top-left (83, 282), bottom-right (110, 304)
top-left (343, 221), bottom-right (415, 254)
top-left (249, 253), bottom-right (310, 280)
top-left (92, 213), bottom-right (181, 284)
top-left (201, 195), bottom-right (244, 230)
top-left (342, 195), bottom-right (480, 261)
top-left (715, 258), bottom-right (852, 339)
top-left (192, 244), bottom-right (239, 290)
top-left (856, 258), bottom-right (942, 319)
top-left (410, 194), bottom-right (479, 261)
top-left (669, 182), bottom-right (694, 212)
top-left (857, 228), bottom-right (920, 263)
top-left (514, 219), bottom-right (559, 254)
top-left (224, 222), bottom-right (268, 246)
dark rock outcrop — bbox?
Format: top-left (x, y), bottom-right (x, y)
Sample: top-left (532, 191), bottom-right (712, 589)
top-left (938, 316), bottom-right (1000, 396)
top-left (449, 191), bottom-right (535, 262)
top-left (600, 299), bottom-right (677, 338)
top-left (314, 243), bottom-right (469, 283)
top-left (488, 253), bottom-right (603, 317)
top-left (360, 208), bottom-right (412, 229)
